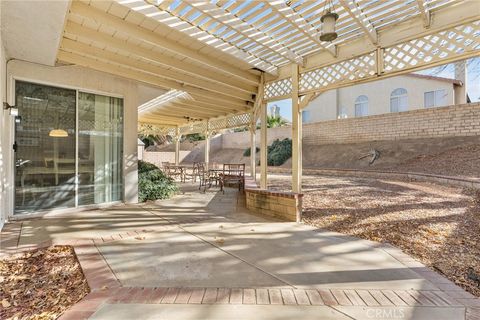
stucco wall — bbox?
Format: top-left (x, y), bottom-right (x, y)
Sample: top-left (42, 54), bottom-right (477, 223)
top-left (221, 102), bottom-right (480, 149)
top-left (143, 151), bottom-right (191, 166)
top-left (222, 127), bottom-right (292, 150)
top-left (0, 31), bottom-right (8, 228)
top-left (304, 75), bottom-right (456, 122)
top-left (5, 60), bottom-right (145, 216)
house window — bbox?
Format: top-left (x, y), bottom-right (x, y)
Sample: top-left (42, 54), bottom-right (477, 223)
top-left (302, 110), bottom-right (310, 123)
top-left (390, 88), bottom-right (408, 112)
top-left (424, 89), bottom-right (447, 108)
top-left (354, 95), bottom-right (368, 117)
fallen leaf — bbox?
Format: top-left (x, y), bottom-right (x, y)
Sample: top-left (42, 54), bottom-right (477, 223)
top-left (2, 299), bottom-right (11, 308)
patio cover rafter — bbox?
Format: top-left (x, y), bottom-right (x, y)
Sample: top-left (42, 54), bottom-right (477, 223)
top-left (263, 2), bottom-right (480, 100)
top-left (338, 0), bottom-right (377, 45)
top-left (265, 1), bottom-right (337, 58)
top-left (57, 51), bottom-right (252, 110)
top-left (145, 0), bottom-right (283, 72)
top-left (64, 21), bottom-right (258, 95)
top-left (416, 0), bottom-right (431, 28)
top-left (69, 1), bottom-right (260, 85)
top-left (60, 38), bottom-right (253, 102)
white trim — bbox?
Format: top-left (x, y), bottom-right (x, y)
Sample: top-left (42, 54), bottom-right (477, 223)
top-left (8, 77), bottom-right (127, 218)
top-left (74, 90), bottom-right (79, 208)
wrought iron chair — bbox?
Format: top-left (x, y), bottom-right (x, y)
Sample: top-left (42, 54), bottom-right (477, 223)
top-left (219, 163), bottom-right (245, 193)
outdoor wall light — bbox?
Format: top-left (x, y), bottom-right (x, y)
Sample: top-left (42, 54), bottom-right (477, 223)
top-left (320, 0), bottom-right (339, 42)
top-left (3, 102), bottom-right (18, 116)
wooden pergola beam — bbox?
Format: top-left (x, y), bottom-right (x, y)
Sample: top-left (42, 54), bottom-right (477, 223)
top-left (175, 100), bottom-right (242, 113)
top-left (338, 0), bottom-right (378, 45)
top-left (64, 21), bottom-right (257, 94)
top-left (187, 95), bottom-right (252, 111)
top-left (267, 1), bottom-right (337, 57)
top-left (139, 116), bottom-right (188, 126)
top-left (61, 38), bottom-right (252, 102)
top-left (416, 0), bottom-right (431, 28)
top-left (149, 0), bottom-right (281, 72)
top-left (160, 103), bottom-right (227, 117)
top-left (57, 50), bottom-right (251, 109)
top-left (70, 1), bottom-right (260, 85)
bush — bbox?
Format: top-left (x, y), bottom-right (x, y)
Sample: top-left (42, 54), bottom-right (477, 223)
top-left (184, 133), bottom-right (205, 142)
top-left (243, 147), bottom-right (260, 157)
top-left (267, 138), bottom-right (292, 166)
top-left (138, 160), bottom-right (178, 202)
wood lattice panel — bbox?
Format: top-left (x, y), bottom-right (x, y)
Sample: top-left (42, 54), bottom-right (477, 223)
top-left (180, 122), bottom-right (207, 136)
top-left (384, 20), bottom-right (480, 72)
top-left (264, 77), bottom-right (292, 100)
top-left (138, 123), bottom-right (176, 136)
top-left (263, 19), bottom-right (480, 100)
top-left (300, 52), bottom-right (376, 92)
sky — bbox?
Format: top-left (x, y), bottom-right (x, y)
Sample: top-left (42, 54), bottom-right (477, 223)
top-left (268, 57), bottom-right (480, 122)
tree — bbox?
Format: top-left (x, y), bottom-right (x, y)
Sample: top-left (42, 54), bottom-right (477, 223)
top-left (266, 115), bottom-right (287, 128)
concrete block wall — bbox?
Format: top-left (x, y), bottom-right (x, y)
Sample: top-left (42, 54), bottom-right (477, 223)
top-left (302, 102), bottom-right (480, 145)
top-left (220, 103), bottom-right (480, 148)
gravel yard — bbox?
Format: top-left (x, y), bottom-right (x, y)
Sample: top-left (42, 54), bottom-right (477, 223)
top-left (269, 174), bottom-right (480, 297)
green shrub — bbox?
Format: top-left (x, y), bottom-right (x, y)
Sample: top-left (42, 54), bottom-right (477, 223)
top-left (243, 147), bottom-right (260, 157)
top-left (184, 133), bottom-right (205, 142)
top-left (267, 138), bottom-right (292, 166)
top-left (138, 160), bottom-right (178, 202)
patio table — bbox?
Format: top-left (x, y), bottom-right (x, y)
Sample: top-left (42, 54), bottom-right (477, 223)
top-left (165, 164), bottom-right (187, 182)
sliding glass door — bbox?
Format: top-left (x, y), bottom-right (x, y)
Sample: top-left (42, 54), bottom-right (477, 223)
top-left (14, 81), bottom-right (124, 214)
top-left (77, 92), bottom-right (123, 205)
top-left (14, 81), bottom-right (77, 213)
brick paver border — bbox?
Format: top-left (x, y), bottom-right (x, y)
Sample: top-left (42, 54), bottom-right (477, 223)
top-left (1, 222), bottom-right (479, 320)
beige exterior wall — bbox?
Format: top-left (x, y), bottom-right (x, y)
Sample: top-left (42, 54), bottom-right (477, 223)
top-left (143, 151), bottom-right (190, 167)
top-left (0, 29), bottom-right (9, 228)
top-left (221, 102), bottom-right (480, 149)
top-left (304, 75), bottom-right (456, 122)
top-left (2, 60), bottom-right (147, 220)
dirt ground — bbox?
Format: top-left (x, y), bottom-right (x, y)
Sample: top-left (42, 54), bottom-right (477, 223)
top-left (0, 246), bottom-right (89, 320)
top-left (269, 174), bottom-right (480, 297)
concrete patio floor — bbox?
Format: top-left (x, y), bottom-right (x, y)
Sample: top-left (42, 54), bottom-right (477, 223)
top-left (2, 184), bottom-right (479, 319)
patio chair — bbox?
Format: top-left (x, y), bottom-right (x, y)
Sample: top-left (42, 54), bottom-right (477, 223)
top-left (220, 163), bottom-right (245, 193)
top-left (197, 162), bottom-right (212, 191)
top-left (184, 162), bottom-right (202, 182)
top-left (164, 163), bottom-right (183, 181)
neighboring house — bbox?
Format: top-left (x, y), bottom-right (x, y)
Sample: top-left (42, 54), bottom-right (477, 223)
top-left (302, 74), bottom-right (463, 123)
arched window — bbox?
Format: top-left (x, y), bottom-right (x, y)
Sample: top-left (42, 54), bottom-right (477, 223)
top-left (390, 88), bottom-right (408, 112)
top-left (355, 95), bottom-right (368, 117)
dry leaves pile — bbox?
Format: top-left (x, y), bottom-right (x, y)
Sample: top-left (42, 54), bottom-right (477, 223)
top-left (269, 174), bottom-right (480, 297)
top-left (0, 246), bottom-right (89, 320)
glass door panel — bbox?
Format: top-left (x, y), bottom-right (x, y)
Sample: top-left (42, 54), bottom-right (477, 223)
top-left (77, 92), bottom-right (123, 205)
top-left (14, 81), bottom-right (77, 214)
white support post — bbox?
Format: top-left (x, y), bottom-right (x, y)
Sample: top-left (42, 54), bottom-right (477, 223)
top-left (250, 124), bottom-right (256, 179)
top-left (175, 126), bottom-right (180, 165)
top-left (260, 102), bottom-right (268, 189)
top-left (204, 121), bottom-right (210, 165)
top-left (291, 64), bottom-right (302, 193)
